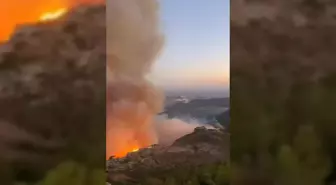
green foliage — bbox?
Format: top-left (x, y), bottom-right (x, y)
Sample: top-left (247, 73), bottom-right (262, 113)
top-left (231, 22), bottom-right (336, 185)
top-left (274, 126), bottom-right (330, 185)
top-left (37, 161), bottom-right (105, 185)
top-left (293, 125), bottom-right (330, 185)
top-left (113, 163), bottom-right (229, 185)
top-left (276, 145), bottom-right (301, 185)
top-left (214, 164), bottom-right (230, 185)
top-left (34, 163), bottom-right (229, 185)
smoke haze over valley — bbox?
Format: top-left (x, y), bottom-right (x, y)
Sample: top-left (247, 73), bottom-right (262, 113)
top-left (106, 0), bottom-right (229, 162)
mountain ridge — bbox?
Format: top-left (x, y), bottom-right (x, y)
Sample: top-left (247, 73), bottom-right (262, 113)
top-left (107, 126), bottom-right (229, 184)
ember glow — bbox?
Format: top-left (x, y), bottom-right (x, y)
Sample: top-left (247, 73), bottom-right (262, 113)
top-left (113, 143), bottom-right (141, 158)
top-left (39, 8), bottom-right (67, 21)
top-left (0, 0), bottom-right (103, 40)
top-left (132, 148), bottom-right (139, 152)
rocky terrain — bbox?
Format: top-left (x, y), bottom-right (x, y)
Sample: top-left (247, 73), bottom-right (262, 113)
top-left (107, 127), bottom-right (229, 184)
top-left (0, 4), bottom-right (106, 182)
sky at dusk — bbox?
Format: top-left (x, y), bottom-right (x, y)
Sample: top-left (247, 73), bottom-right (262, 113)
top-left (0, 0), bottom-right (229, 92)
top-left (150, 0), bottom-right (230, 91)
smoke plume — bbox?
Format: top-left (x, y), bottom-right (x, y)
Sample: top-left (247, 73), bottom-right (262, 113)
top-left (106, 0), bottom-right (209, 158)
top-left (106, 0), bottom-right (164, 158)
top-left (155, 118), bottom-right (213, 146)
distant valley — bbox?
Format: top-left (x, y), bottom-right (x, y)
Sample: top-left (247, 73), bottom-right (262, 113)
top-left (159, 95), bottom-right (230, 128)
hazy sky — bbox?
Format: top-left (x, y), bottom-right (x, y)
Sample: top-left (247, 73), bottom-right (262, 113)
top-left (1, 0), bottom-right (229, 92)
top-left (150, 0), bottom-right (230, 90)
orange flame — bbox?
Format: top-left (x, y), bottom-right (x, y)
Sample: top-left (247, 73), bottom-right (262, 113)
top-left (0, 0), bottom-right (104, 41)
top-left (132, 148), bottom-right (139, 152)
top-left (113, 146), bottom-right (140, 158)
top-left (39, 8), bottom-right (67, 22)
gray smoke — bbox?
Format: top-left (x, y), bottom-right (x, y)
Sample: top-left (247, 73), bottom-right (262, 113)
top-left (106, 0), bottom-right (211, 158)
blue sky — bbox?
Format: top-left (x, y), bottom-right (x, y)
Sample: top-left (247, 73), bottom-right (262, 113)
top-left (150, 0), bottom-right (230, 91)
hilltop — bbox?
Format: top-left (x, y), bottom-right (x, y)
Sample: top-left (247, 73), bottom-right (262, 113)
top-left (107, 127), bottom-right (229, 185)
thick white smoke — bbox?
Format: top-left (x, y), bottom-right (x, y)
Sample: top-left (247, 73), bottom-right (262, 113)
top-left (106, 0), bottom-right (210, 158)
top-left (155, 118), bottom-right (213, 146)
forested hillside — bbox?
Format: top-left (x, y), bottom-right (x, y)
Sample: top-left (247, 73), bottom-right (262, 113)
top-left (231, 0), bottom-right (336, 184)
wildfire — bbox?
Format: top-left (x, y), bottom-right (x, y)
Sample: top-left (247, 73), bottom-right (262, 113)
top-left (112, 145), bottom-right (141, 158)
top-left (132, 148), bottom-right (139, 152)
top-left (39, 8), bottom-right (67, 22)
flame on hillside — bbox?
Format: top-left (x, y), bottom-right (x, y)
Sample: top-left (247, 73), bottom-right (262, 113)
top-left (0, 0), bottom-right (103, 40)
top-left (132, 148), bottom-right (139, 152)
top-left (39, 8), bottom-right (67, 22)
top-left (107, 0), bottom-right (204, 160)
top-left (113, 144), bottom-right (141, 158)
top-left (113, 145), bottom-right (155, 158)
